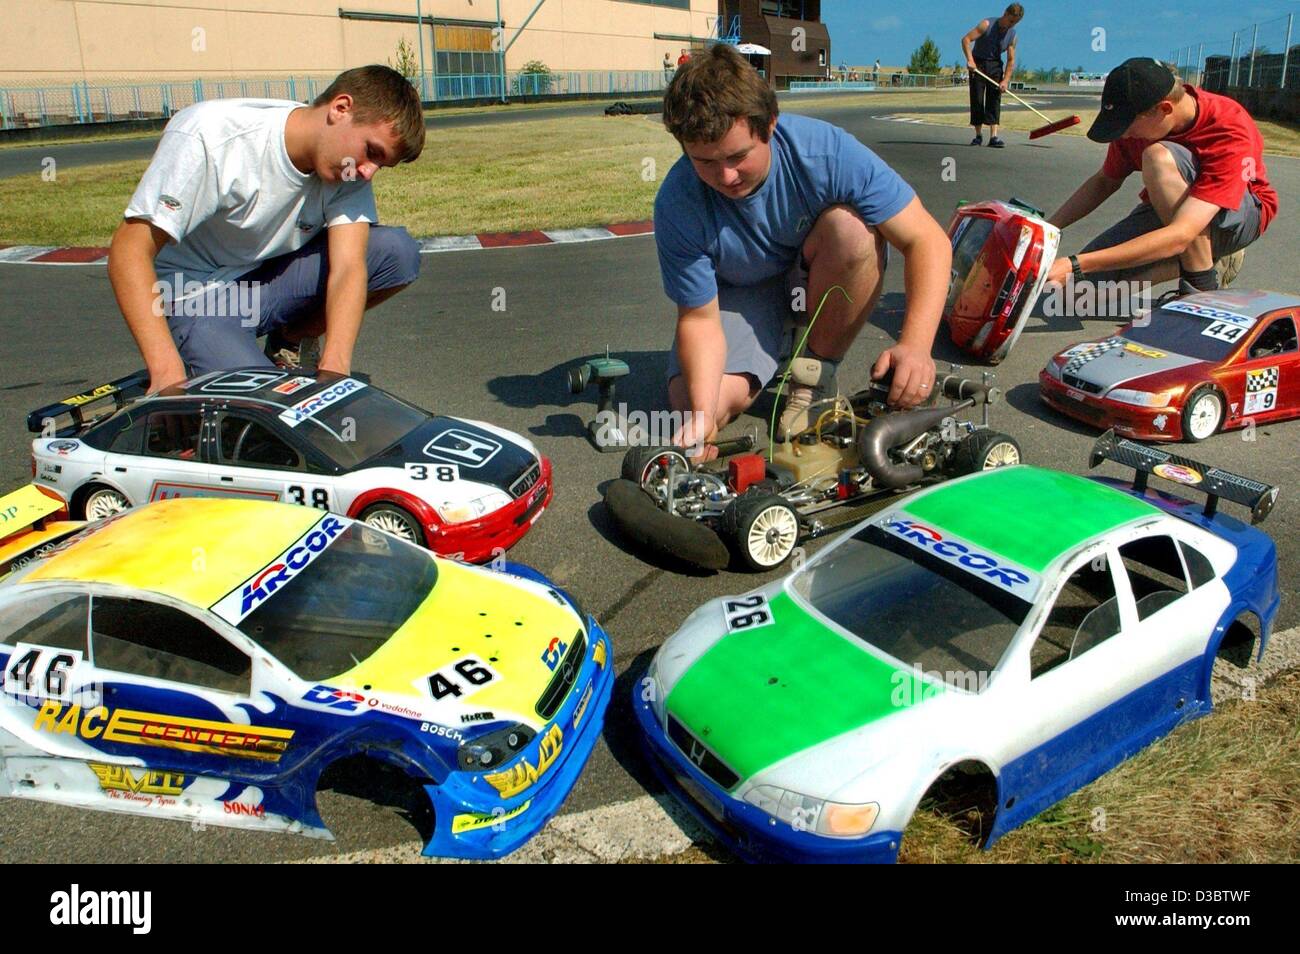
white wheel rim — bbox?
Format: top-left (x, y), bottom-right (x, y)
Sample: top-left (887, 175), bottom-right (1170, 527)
top-left (983, 442), bottom-right (1021, 469)
top-left (747, 506), bottom-right (798, 566)
top-left (365, 511), bottom-right (418, 541)
top-left (85, 491), bottom-right (129, 520)
top-left (1188, 395), bottom-right (1221, 440)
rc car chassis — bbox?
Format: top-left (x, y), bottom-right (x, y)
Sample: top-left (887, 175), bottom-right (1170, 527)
top-left (605, 371), bottom-right (1022, 571)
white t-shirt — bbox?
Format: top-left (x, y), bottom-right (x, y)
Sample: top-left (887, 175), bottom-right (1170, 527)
top-left (124, 99), bottom-right (378, 286)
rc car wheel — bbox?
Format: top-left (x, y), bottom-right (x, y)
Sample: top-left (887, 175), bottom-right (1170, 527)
top-left (722, 493), bottom-right (801, 571)
top-left (620, 445), bottom-right (691, 489)
top-left (360, 503), bottom-right (423, 544)
top-left (952, 431), bottom-right (1022, 475)
top-left (1182, 386), bottom-right (1223, 443)
top-left (80, 485), bottom-right (131, 521)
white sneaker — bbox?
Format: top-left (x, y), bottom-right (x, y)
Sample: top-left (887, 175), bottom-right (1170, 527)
top-left (777, 356), bottom-right (839, 441)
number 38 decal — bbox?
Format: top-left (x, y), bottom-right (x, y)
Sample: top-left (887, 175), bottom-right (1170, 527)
top-left (427, 657), bottom-right (499, 700)
top-left (723, 594), bottom-right (774, 633)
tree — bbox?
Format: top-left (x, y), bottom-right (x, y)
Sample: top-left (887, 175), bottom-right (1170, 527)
top-left (514, 60), bottom-right (554, 95)
top-left (388, 36), bottom-right (419, 83)
top-left (908, 36), bottom-right (942, 75)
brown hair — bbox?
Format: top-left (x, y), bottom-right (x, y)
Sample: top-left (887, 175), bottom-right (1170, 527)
top-left (314, 65), bottom-right (425, 162)
top-left (662, 43), bottom-right (779, 145)
top-left (1004, 3), bottom-right (1024, 17)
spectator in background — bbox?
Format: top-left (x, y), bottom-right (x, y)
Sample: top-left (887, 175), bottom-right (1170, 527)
top-left (678, 49), bottom-right (691, 68)
top-left (664, 53), bottom-right (674, 81)
top-left (962, 3), bottom-right (1023, 148)
top-left (873, 59), bottom-right (881, 83)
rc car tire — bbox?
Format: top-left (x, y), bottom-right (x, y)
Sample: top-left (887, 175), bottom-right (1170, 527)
top-left (359, 502), bottom-right (423, 545)
top-left (620, 445), bottom-right (691, 489)
top-left (952, 431), bottom-right (1022, 475)
top-left (1181, 386), bottom-right (1224, 443)
top-left (722, 492), bottom-right (801, 571)
top-left (80, 484), bottom-right (131, 521)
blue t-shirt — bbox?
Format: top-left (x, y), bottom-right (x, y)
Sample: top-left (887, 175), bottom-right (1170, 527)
top-left (654, 113), bottom-right (915, 309)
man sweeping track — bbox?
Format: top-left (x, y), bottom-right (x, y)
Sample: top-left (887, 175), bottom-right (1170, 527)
top-left (109, 65), bottom-right (425, 393)
top-left (1045, 57), bottom-right (1277, 296)
top-left (962, 4), bottom-right (1024, 149)
top-left (653, 44), bottom-right (952, 459)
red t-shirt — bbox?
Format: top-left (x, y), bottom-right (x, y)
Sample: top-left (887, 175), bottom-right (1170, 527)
top-left (1101, 85), bottom-right (1277, 234)
top-left (677, 53), bottom-right (690, 66)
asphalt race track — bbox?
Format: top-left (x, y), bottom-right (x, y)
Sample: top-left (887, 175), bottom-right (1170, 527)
top-left (0, 93), bottom-right (1295, 862)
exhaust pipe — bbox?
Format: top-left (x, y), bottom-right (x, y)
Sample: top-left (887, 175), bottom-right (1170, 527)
top-left (857, 401), bottom-right (972, 489)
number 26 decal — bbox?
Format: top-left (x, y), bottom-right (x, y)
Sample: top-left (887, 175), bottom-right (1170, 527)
top-left (724, 594), bottom-right (774, 632)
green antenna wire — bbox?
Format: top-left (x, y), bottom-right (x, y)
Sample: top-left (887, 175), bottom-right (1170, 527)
top-left (768, 284), bottom-right (854, 461)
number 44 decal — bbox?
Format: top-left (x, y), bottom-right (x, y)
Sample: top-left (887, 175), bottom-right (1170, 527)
top-left (427, 657), bottom-right (498, 700)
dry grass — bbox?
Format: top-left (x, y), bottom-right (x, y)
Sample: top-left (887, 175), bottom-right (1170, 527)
top-left (0, 114), bottom-right (682, 246)
top-left (898, 668), bottom-right (1300, 863)
top-left (890, 106), bottom-right (1300, 158)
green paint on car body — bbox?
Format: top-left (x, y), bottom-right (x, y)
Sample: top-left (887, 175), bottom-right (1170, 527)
top-left (665, 592), bottom-right (935, 786)
top-left (904, 466), bottom-right (1158, 573)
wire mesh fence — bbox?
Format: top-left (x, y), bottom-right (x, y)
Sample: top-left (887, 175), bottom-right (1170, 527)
top-left (1169, 12), bottom-right (1297, 91)
top-left (0, 69), bottom-right (673, 130)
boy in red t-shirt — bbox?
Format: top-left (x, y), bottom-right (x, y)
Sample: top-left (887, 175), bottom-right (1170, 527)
top-left (1046, 57), bottom-right (1276, 296)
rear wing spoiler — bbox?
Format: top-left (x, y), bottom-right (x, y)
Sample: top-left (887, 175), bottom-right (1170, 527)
top-left (0, 484), bottom-right (67, 543)
top-left (26, 370), bottom-right (149, 437)
top-left (1089, 429), bottom-right (1278, 525)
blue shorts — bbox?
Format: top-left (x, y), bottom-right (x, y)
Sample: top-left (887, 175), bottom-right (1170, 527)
top-left (164, 224), bottom-right (421, 376)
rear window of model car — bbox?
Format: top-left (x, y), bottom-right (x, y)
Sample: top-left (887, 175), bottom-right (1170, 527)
top-left (295, 389), bottom-right (428, 469)
top-left (1123, 307), bottom-right (1245, 362)
top-left (234, 521), bottom-right (437, 681)
top-left (791, 524), bottom-right (1032, 681)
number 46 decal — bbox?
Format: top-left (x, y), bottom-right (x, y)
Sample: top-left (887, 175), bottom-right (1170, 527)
top-left (4, 644), bottom-right (82, 700)
top-left (427, 657), bottom-right (498, 700)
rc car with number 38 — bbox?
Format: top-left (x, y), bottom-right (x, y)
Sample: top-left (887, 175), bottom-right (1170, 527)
top-left (27, 368), bottom-right (552, 562)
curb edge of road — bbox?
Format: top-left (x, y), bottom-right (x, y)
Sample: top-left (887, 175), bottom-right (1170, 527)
top-left (0, 220), bottom-right (657, 267)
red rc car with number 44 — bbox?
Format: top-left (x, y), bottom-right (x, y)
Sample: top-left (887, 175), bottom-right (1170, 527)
top-left (1040, 290), bottom-right (1300, 442)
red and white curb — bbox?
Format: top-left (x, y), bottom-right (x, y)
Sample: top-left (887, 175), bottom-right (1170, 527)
top-left (0, 221), bottom-right (655, 266)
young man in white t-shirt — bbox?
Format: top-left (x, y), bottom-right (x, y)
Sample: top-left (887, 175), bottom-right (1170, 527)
top-left (108, 65), bottom-right (426, 392)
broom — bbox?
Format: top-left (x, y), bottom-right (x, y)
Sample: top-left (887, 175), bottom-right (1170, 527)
top-left (969, 66), bottom-right (1081, 138)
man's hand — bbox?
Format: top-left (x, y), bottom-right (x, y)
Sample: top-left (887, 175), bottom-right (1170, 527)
top-left (999, 77), bottom-right (1010, 91)
top-left (967, 57), bottom-right (978, 70)
top-left (148, 356), bottom-right (189, 394)
top-left (1045, 256), bottom-right (1072, 290)
top-left (671, 413), bottom-right (719, 461)
top-left (872, 343), bottom-right (935, 409)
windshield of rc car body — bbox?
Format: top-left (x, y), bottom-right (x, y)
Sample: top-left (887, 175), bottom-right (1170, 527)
top-left (291, 384), bottom-right (428, 469)
top-left (232, 521), bottom-right (437, 681)
top-left (1123, 306), bottom-right (1251, 363)
top-left (790, 524), bottom-right (1032, 681)
top-left (945, 217), bottom-right (997, 314)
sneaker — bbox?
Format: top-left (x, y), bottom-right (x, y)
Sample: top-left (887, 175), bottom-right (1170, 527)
top-left (263, 334), bottom-right (321, 370)
top-left (1215, 249), bottom-right (1245, 288)
top-left (987, 136), bottom-right (1006, 148)
top-left (970, 134), bottom-right (983, 146)
top-left (777, 356), bottom-right (839, 441)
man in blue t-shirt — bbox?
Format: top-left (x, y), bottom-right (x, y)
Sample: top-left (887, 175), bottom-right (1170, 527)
top-left (654, 43), bottom-right (952, 455)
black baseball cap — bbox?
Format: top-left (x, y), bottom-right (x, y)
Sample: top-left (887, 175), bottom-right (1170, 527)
top-left (1088, 58), bottom-right (1177, 142)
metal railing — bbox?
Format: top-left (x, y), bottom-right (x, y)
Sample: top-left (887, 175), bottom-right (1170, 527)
top-left (0, 69), bottom-right (674, 129)
top-left (1170, 12), bottom-right (1296, 91)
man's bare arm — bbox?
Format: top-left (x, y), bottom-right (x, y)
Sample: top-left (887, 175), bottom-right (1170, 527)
top-left (318, 222), bottom-right (371, 376)
top-left (1002, 39), bottom-right (1016, 88)
top-left (1049, 170), bottom-right (1123, 230)
top-left (108, 218), bottom-right (186, 393)
top-left (1078, 195), bottom-right (1219, 272)
top-left (961, 20), bottom-right (989, 68)
top-left (671, 299), bottom-right (726, 448)
top-left (873, 195), bottom-right (950, 408)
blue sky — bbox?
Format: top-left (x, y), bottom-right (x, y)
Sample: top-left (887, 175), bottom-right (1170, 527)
top-left (821, 1), bottom-right (1300, 70)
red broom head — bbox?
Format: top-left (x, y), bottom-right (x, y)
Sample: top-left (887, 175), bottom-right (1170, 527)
top-left (1029, 114), bottom-right (1082, 139)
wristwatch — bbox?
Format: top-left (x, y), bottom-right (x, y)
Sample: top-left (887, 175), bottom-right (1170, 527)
top-left (1069, 254), bottom-right (1084, 281)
